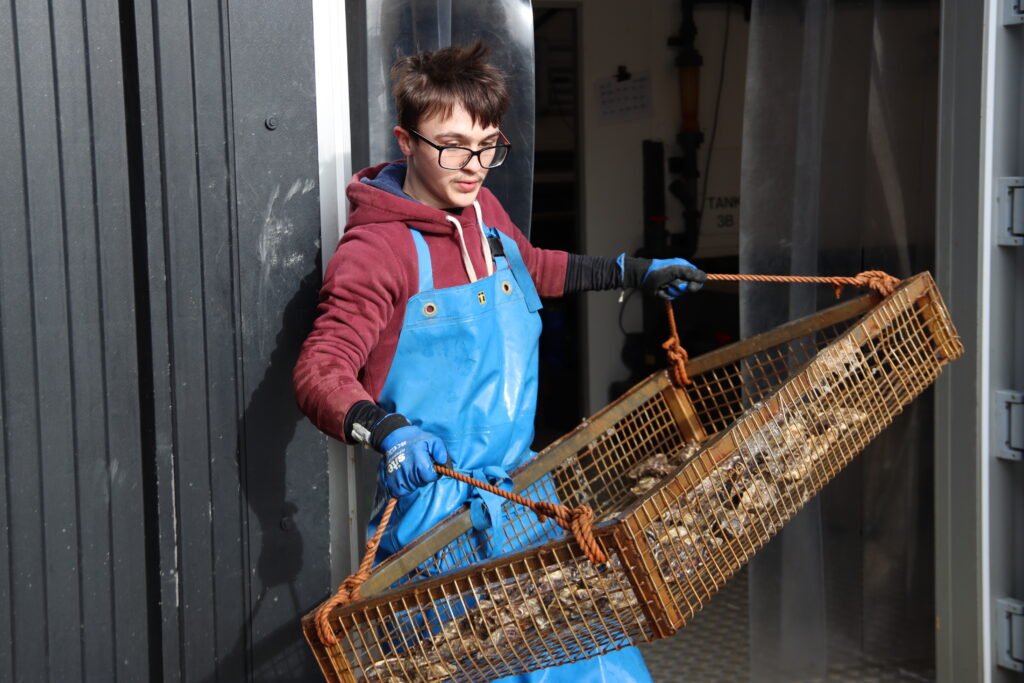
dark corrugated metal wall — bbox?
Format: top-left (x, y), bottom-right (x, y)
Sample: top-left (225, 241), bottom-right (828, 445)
top-left (1, 0), bottom-right (149, 679)
top-left (1, 1), bottom-right (328, 681)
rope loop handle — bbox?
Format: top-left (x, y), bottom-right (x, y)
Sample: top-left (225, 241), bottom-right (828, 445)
top-left (314, 497), bottom-right (397, 646)
top-left (663, 270), bottom-right (902, 388)
top-left (314, 465), bottom-right (607, 646)
top-left (436, 466), bottom-right (607, 566)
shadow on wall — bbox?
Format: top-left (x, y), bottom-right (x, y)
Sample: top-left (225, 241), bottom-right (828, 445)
top-left (201, 261), bottom-right (325, 683)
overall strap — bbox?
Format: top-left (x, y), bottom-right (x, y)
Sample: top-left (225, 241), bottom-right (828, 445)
top-left (496, 230), bottom-right (543, 313)
top-left (408, 228), bottom-right (433, 293)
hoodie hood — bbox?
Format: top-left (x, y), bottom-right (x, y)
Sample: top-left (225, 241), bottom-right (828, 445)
top-left (358, 160), bottom-right (415, 201)
top-left (347, 161), bottom-right (482, 236)
top-left (347, 161), bottom-right (496, 283)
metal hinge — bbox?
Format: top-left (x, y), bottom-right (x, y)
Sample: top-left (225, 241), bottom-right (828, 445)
top-left (995, 390), bottom-right (1024, 461)
top-left (998, 599), bottom-right (1024, 671)
top-left (1007, 0), bottom-right (1024, 25)
top-left (996, 178), bottom-right (1024, 246)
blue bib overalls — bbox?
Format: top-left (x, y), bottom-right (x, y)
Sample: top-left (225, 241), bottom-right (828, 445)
top-left (368, 219), bottom-right (652, 683)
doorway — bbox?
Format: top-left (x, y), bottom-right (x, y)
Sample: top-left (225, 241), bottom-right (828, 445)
top-left (532, 5), bottom-right (585, 448)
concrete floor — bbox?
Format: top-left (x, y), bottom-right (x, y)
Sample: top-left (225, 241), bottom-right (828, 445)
top-left (639, 568), bottom-right (751, 683)
top-left (637, 567), bottom-right (935, 683)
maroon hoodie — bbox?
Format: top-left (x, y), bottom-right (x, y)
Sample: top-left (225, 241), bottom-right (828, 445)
top-left (293, 161), bottom-right (569, 443)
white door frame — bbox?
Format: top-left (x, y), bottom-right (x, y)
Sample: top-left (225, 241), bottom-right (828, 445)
top-left (312, 0), bottom-right (360, 584)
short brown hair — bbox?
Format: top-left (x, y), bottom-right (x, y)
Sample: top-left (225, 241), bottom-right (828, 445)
top-left (391, 41), bottom-right (510, 132)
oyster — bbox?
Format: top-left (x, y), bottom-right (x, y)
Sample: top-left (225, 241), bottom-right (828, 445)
top-left (630, 476), bottom-right (660, 497)
top-left (494, 622), bottom-right (524, 648)
top-left (739, 478), bottom-right (780, 512)
top-left (626, 453), bottom-right (675, 480)
top-left (783, 459), bottom-right (812, 483)
top-left (423, 663), bottom-right (452, 681)
top-left (716, 510), bottom-right (749, 538)
top-left (535, 568), bottom-right (572, 595)
top-left (604, 587), bottom-right (640, 611)
top-left (673, 440), bottom-right (702, 464)
top-left (656, 524), bottom-right (692, 545)
top-left (508, 596), bottom-right (544, 623)
top-left (653, 547), bottom-right (683, 581)
top-left (555, 586), bottom-right (594, 611)
top-left (363, 657), bottom-right (405, 682)
top-left (754, 453), bottom-right (786, 480)
top-left (816, 336), bottom-right (863, 380)
top-left (409, 656), bottom-right (453, 682)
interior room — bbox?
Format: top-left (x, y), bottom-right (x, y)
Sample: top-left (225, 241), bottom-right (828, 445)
top-left (529, 2), bottom-right (940, 680)
top-left (332, 1), bottom-right (949, 680)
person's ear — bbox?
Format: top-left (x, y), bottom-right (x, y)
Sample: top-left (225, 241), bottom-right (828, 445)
top-left (394, 126), bottom-right (414, 157)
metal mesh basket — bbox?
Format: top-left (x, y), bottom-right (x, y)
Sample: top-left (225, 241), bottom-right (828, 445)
top-left (303, 272), bottom-right (963, 682)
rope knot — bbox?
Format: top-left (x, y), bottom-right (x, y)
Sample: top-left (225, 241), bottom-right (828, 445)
top-left (527, 501), bottom-right (606, 563)
top-left (567, 506), bottom-right (609, 564)
top-left (850, 270), bottom-right (900, 297)
top-left (662, 335), bottom-right (692, 387)
top-left (827, 270), bottom-right (901, 298)
top-left (662, 302), bottom-right (692, 387)
top-left (531, 500), bottom-right (564, 526)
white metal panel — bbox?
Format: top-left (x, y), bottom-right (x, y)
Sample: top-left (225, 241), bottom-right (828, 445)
top-left (312, 0), bottom-right (361, 583)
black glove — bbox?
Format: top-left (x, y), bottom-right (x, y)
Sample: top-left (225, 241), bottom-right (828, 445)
top-left (618, 254), bottom-right (707, 300)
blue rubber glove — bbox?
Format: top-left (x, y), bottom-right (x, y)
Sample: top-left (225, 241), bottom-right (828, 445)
top-left (617, 254), bottom-right (707, 300)
top-left (378, 425), bottom-right (450, 498)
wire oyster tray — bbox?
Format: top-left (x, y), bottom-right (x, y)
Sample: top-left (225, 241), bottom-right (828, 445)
top-left (303, 271), bottom-right (963, 682)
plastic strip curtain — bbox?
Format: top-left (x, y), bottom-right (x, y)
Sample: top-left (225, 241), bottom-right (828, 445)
top-left (360, 0), bottom-right (536, 236)
top-left (738, 0), bottom-right (941, 679)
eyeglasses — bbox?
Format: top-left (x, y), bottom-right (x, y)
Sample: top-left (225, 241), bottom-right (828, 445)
top-left (409, 129), bottom-right (511, 170)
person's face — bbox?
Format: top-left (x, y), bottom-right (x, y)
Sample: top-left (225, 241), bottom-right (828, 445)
top-left (395, 104), bottom-right (501, 210)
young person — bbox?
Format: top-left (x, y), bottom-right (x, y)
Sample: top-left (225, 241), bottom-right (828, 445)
top-left (294, 42), bottom-right (704, 682)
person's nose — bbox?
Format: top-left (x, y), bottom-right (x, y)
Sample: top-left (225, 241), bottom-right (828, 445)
top-left (464, 153), bottom-right (486, 173)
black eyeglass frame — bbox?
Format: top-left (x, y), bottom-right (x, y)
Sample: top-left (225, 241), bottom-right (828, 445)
top-left (408, 129), bottom-right (512, 170)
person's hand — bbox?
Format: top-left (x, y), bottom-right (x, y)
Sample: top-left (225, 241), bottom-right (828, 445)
top-left (378, 425), bottom-right (450, 498)
top-left (618, 254), bottom-right (707, 300)
top-left (641, 258), bottom-right (706, 299)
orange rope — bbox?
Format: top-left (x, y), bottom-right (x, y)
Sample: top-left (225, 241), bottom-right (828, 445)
top-left (315, 497), bottom-right (397, 646)
top-left (704, 270), bottom-right (900, 299)
top-left (314, 466), bottom-right (607, 646)
top-left (662, 270), bottom-right (902, 388)
top-left (436, 466), bottom-right (607, 566)
top-left (662, 302), bottom-right (692, 387)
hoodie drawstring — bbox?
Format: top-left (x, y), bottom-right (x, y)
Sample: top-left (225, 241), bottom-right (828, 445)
top-left (445, 201), bottom-right (494, 284)
top-left (473, 202), bottom-right (495, 278)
